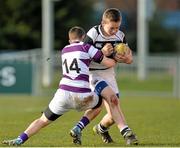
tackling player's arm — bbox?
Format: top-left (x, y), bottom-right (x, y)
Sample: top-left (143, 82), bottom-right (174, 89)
top-left (92, 48), bottom-right (116, 68)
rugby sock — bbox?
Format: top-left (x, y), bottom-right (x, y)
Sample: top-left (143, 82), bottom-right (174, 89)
top-left (18, 132), bottom-right (28, 143)
top-left (120, 126), bottom-right (131, 137)
top-left (98, 123), bottom-right (108, 133)
top-left (76, 116), bottom-right (90, 131)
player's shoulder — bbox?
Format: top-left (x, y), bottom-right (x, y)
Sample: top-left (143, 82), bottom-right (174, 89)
top-left (87, 25), bottom-right (100, 36)
top-left (116, 30), bottom-right (125, 41)
top-left (62, 42), bottom-right (84, 53)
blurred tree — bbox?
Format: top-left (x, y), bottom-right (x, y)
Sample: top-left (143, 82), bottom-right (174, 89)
top-left (0, 0), bottom-right (94, 51)
top-left (149, 14), bottom-right (178, 53)
top-left (0, 0), bottom-right (41, 50)
top-left (54, 0), bottom-right (94, 50)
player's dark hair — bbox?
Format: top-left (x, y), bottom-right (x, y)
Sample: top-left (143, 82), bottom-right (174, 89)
top-left (102, 8), bottom-right (122, 22)
top-left (68, 26), bottom-right (85, 39)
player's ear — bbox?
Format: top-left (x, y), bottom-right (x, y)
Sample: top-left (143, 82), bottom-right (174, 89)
top-left (81, 35), bottom-right (86, 41)
top-left (101, 20), bottom-right (105, 25)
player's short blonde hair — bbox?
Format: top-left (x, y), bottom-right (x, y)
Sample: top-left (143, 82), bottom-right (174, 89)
top-left (68, 26), bottom-right (85, 42)
top-left (102, 8), bottom-right (122, 22)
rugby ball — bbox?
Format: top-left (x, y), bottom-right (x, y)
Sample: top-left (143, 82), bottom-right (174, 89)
top-left (114, 43), bottom-right (128, 55)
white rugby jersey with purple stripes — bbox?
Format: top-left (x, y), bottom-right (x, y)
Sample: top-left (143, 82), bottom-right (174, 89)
top-left (59, 42), bottom-right (103, 93)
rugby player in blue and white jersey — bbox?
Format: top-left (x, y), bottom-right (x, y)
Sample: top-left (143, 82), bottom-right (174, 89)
top-left (70, 8), bottom-right (138, 145)
top-left (2, 26), bottom-right (117, 146)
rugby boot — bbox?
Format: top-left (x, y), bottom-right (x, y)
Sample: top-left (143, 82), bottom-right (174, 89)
top-left (70, 126), bottom-right (82, 145)
top-left (2, 137), bottom-right (23, 146)
top-left (93, 124), bottom-right (113, 143)
top-left (123, 130), bottom-right (138, 145)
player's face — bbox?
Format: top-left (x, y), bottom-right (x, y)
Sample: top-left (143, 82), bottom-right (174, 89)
top-left (102, 20), bottom-right (121, 37)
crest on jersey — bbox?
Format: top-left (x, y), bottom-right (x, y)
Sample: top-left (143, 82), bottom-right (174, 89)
top-left (95, 43), bottom-right (103, 49)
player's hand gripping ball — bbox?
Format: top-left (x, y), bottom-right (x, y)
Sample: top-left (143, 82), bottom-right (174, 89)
top-left (114, 43), bottom-right (128, 55)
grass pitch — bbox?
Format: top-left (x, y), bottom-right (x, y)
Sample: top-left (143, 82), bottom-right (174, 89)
top-left (0, 95), bottom-right (180, 147)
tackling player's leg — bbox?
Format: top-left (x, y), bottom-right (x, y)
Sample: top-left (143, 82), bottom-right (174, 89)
top-left (69, 95), bottom-right (103, 145)
top-left (2, 136), bottom-right (26, 146)
top-left (70, 125), bottom-right (82, 145)
top-left (69, 81), bottom-right (106, 145)
top-left (2, 108), bottom-right (61, 146)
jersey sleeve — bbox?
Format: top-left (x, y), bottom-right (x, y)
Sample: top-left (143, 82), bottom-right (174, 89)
top-left (83, 27), bottom-right (98, 45)
top-left (123, 36), bottom-right (127, 44)
top-left (83, 35), bottom-right (94, 45)
top-left (116, 30), bottom-right (127, 44)
top-left (88, 45), bottom-right (103, 63)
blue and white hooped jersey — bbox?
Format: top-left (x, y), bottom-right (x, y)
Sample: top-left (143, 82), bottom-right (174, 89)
top-left (59, 42), bottom-right (103, 93)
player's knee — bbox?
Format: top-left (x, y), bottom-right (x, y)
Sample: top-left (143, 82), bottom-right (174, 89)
top-left (40, 114), bottom-right (51, 125)
top-left (110, 95), bottom-right (119, 106)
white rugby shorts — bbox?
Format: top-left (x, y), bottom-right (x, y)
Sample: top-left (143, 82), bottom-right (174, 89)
top-left (89, 69), bottom-right (119, 95)
top-left (48, 89), bottom-right (99, 115)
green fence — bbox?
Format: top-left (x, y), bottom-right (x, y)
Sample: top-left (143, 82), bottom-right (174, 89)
top-left (0, 49), bottom-right (40, 95)
top-left (0, 62), bottom-right (33, 94)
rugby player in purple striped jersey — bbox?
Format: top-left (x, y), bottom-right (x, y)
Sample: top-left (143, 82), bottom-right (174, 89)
top-left (2, 26), bottom-right (117, 146)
